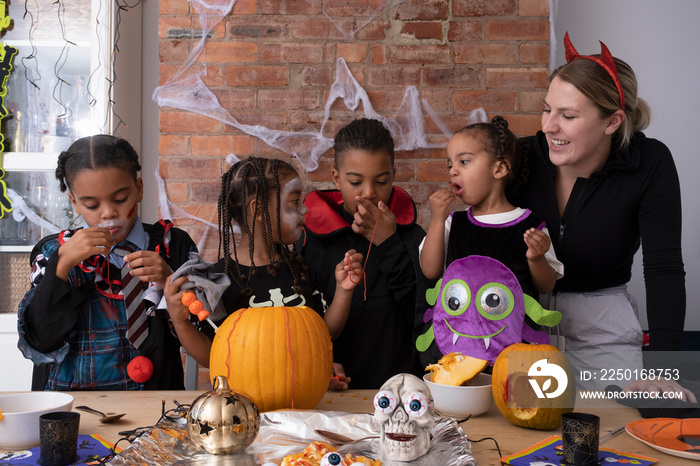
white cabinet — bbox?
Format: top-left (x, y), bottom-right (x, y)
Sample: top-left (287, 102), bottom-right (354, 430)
top-left (0, 313), bottom-right (32, 390)
top-left (0, 1), bottom-right (141, 390)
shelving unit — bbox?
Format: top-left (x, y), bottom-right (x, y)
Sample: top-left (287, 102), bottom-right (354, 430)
top-left (0, 0), bottom-right (133, 382)
top-left (0, 0), bottom-right (114, 252)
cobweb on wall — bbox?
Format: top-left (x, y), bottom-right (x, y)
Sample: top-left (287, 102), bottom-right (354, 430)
top-left (303, 0), bottom-right (406, 39)
top-left (152, 0), bottom-right (487, 250)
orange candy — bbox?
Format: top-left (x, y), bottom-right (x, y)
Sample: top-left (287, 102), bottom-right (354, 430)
top-left (188, 300), bottom-right (204, 313)
top-left (182, 291), bottom-right (209, 320)
top-left (182, 291), bottom-right (197, 306)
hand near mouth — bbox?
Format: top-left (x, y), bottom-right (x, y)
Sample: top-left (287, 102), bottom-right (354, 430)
top-left (428, 187), bottom-right (457, 223)
top-left (56, 227), bottom-right (115, 281)
top-left (352, 197), bottom-right (396, 246)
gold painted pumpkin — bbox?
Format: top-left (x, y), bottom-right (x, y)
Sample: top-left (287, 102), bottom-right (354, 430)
top-left (187, 375), bottom-right (260, 454)
top-left (491, 342), bottom-right (575, 430)
top-left (209, 306), bottom-right (333, 412)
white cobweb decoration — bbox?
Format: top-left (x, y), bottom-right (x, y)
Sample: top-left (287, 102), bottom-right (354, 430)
top-left (6, 189), bottom-right (61, 235)
top-left (303, 0), bottom-right (406, 39)
top-left (152, 0), bottom-right (487, 249)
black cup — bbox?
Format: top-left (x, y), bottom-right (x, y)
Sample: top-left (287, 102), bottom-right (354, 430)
top-left (561, 412), bottom-right (600, 465)
top-left (39, 411), bottom-right (80, 466)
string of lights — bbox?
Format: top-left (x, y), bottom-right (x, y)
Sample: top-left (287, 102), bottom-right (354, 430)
top-left (17, 0), bottom-right (143, 135)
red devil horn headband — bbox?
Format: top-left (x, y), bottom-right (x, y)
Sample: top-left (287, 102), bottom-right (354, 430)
top-left (563, 32), bottom-right (625, 111)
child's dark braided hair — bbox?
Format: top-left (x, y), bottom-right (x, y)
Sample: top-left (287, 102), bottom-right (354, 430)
top-left (333, 118), bottom-right (395, 166)
top-left (456, 115), bottom-right (529, 194)
top-left (217, 157), bottom-right (309, 296)
top-left (55, 135), bottom-right (141, 192)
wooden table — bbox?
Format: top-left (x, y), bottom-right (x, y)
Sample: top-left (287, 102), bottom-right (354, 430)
top-left (1, 390), bottom-right (668, 464)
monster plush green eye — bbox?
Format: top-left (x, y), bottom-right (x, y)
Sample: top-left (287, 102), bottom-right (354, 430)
top-left (476, 282), bottom-right (514, 320)
top-left (440, 279), bottom-right (471, 316)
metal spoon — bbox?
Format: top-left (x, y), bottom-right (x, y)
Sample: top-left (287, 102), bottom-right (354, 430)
top-left (315, 429), bottom-right (379, 445)
top-left (75, 405), bottom-right (126, 423)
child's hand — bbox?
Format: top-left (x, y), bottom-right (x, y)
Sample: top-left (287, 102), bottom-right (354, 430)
top-left (524, 228), bottom-right (550, 261)
top-left (123, 250), bottom-right (173, 287)
top-left (56, 227), bottom-right (114, 278)
top-left (353, 197), bottom-right (396, 245)
top-left (335, 250), bottom-right (363, 291)
top-left (429, 187), bottom-right (456, 222)
top-left (164, 276), bottom-right (191, 325)
top-left (329, 362), bottom-right (351, 390)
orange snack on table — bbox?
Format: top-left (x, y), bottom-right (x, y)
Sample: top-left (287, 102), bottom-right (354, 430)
top-left (281, 441), bottom-right (381, 466)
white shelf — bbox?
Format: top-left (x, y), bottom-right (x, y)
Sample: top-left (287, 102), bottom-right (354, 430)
top-left (1, 153), bottom-right (59, 171)
top-left (0, 245), bottom-right (33, 253)
top-left (4, 39), bottom-right (92, 48)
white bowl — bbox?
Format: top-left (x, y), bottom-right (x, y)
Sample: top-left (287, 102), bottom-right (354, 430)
top-left (0, 392), bottom-right (74, 450)
top-left (424, 372), bottom-right (492, 418)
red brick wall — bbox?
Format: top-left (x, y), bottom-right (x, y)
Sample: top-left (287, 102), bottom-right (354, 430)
top-left (157, 0), bottom-right (550, 261)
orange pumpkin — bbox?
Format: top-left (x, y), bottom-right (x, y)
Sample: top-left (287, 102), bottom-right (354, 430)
top-left (425, 352), bottom-right (489, 386)
top-left (209, 306), bottom-right (333, 412)
top-left (491, 342), bottom-right (575, 430)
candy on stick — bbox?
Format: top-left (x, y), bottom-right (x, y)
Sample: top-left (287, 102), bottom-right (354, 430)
top-left (182, 291), bottom-right (218, 331)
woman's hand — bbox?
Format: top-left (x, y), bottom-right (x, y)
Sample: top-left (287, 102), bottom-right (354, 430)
top-left (56, 227), bottom-right (114, 280)
top-left (623, 379), bottom-right (697, 403)
top-left (123, 250), bottom-right (173, 287)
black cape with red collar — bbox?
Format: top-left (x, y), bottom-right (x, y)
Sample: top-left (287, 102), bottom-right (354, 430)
top-left (296, 187), bottom-right (432, 388)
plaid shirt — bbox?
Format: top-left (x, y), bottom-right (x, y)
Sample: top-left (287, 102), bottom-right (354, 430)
top-left (17, 219), bottom-right (195, 390)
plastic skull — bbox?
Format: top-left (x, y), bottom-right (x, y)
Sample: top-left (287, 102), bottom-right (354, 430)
top-left (374, 373), bottom-right (435, 461)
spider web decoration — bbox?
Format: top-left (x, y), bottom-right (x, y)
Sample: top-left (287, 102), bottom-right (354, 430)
top-left (302, 0), bottom-right (406, 39)
top-left (152, 0), bottom-right (486, 248)
top-left (153, 0), bottom-right (486, 172)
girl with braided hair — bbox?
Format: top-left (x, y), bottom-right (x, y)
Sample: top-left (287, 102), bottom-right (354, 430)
top-left (165, 156), bottom-right (363, 372)
top-left (18, 134), bottom-right (197, 390)
top-left (420, 115), bottom-right (563, 298)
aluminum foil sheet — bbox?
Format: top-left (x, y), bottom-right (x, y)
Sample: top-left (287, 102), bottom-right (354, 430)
top-left (108, 410), bottom-right (476, 465)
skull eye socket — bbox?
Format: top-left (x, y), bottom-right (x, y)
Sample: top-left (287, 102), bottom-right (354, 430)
top-left (403, 393), bottom-right (428, 417)
top-left (321, 452), bottom-right (343, 466)
top-left (476, 282), bottom-right (514, 321)
top-left (373, 390), bottom-right (397, 414)
top-left (441, 279), bottom-right (471, 316)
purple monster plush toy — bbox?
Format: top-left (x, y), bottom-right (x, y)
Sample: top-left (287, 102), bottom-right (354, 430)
top-left (416, 255), bottom-right (561, 365)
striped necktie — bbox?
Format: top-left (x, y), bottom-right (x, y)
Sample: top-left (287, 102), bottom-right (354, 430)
top-left (114, 243), bottom-right (148, 349)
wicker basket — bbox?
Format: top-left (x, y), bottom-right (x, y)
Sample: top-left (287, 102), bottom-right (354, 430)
top-left (0, 253), bottom-right (30, 314)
